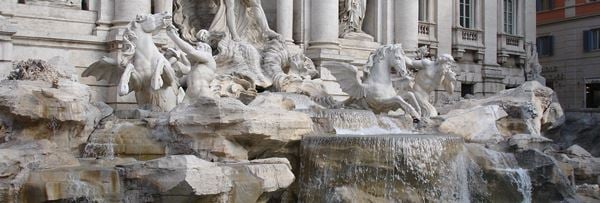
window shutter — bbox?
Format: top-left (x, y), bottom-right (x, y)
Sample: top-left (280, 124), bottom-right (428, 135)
top-left (584, 30), bottom-right (591, 52)
top-left (549, 36), bottom-right (554, 56)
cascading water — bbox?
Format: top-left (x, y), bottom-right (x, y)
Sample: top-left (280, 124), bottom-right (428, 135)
top-left (83, 133), bottom-right (115, 160)
top-left (299, 134), bottom-right (467, 202)
top-left (304, 109), bottom-right (412, 135)
top-left (481, 148), bottom-right (533, 203)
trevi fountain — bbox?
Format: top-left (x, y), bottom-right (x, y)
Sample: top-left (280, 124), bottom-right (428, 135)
top-left (0, 0), bottom-right (598, 203)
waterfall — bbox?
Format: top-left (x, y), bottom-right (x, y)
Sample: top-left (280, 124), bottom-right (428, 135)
top-left (83, 133), bottom-right (115, 160)
top-left (299, 134), bottom-right (466, 202)
top-left (482, 148), bottom-right (533, 203)
top-left (304, 109), bottom-right (412, 135)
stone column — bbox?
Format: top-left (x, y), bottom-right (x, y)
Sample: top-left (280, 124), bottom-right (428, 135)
top-left (307, 0), bottom-right (339, 52)
top-left (93, 0), bottom-right (113, 38)
top-left (394, 0), bottom-right (419, 53)
top-left (277, 0), bottom-right (294, 44)
top-left (0, 16), bottom-right (16, 78)
top-left (113, 0), bottom-right (151, 26)
top-left (152, 0), bottom-right (173, 14)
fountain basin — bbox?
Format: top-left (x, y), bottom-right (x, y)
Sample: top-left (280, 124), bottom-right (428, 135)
top-left (299, 134), bottom-right (467, 202)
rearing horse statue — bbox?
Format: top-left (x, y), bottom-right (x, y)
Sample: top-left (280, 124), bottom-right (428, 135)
top-left (324, 44), bottom-right (421, 120)
top-left (406, 54), bottom-right (457, 118)
top-left (83, 12), bottom-right (181, 112)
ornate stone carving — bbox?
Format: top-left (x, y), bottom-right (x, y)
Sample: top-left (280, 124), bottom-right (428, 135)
top-left (82, 12), bottom-right (182, 112)
top-left (339, 0), bottom-right (373, 41)
top-left (325, 44), bottom-right (421, 120)
top-left (166, 25), bottom-right (218, 103)
top-left (174, 0), bottom-right (279, 45)
top-left (526, 42), bottom-right (546, 85)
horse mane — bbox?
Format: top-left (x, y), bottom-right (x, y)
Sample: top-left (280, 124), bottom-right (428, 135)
top-left (364, 44), bottom-right (403, 77)
top-left (121, 21), bottom-right (138, 66)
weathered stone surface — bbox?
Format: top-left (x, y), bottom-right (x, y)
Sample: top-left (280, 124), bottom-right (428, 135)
top-left (84, 120), bottom-right (166, 160)
top-left (549, 111), bottom-right (600, 157)
top-left (119, 155), bottom-right (295, 202)
top-left (0, 140), bottom-right (80, 202)
top-left (566, 145), bottom-right (593, 158)
top-left (439, 105), bottom-right (508, 142)
top-left (515, 149), bottom-right (580, 202)
top-left (439, 81), bottom-right (564, 143)
top-left (169, 98), bottom-right (313, 160)
top-left (0, 80), bottom-right (102, 152)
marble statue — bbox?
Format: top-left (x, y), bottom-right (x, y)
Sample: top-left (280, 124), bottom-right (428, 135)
top-left (339, 0), bottom-right (373, 41)
top-left (82, 12), bottom-right (181, 112)
top-left (166, 24), bottom-right (218, 103)
top-left (405, 54), bottom-right (457, 118)
top-left (325, 44), bottom-right (422, 120)
top-left (211, 0), bottom-right (279, 42)
top-left (173, 0), bottom-right (279, 45)
top-left (526, 42), bottom-right (546, 85)
top-left (262, 37), bottom-right (336, 107)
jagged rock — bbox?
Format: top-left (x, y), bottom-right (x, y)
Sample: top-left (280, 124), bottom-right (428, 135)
top-left (84, 120), bottom-right (166, 160)
top-left (439, 105), bottom-right (508, 142)
top-left (549, 111), bottom-right (600, 157)
top-left (0, 140), bottom-right (80, 202)
top-left (168, 98), bottom-right (313, 160)
top-left (515, 149), bottom-right (580, 202)
top-left (553, 151), bottom-right (600, 185)
top-left (464, 144), bottom-right (534, 203)
top-left (576, 184), bottom-right (600, 201)
top-left (439, 81), bottom-right (564, 143)
top-left (0, 80), bottom-right (102, 153)
top-left (119, 155), bottom-right (295, 202)
top-left (566, 145), bottom-right (593, 158)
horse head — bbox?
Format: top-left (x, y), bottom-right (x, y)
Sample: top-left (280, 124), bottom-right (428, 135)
top-left (134, 12), bottom-right (172, 35)
top-left (365, 44), bottom-right (408, 80)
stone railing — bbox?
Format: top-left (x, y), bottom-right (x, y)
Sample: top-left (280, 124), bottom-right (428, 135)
top-left (497, 33), bottom-right (525, 55)
top-left (452, 27), bottom-right (484, 49)
top-left (418, 23), bottom-right (430, 35)
top-left (418, 22), bottom-right (437, 44)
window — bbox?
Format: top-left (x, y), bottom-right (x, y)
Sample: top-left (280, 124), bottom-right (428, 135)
top-left (584, 28), bottom-right (600, 52)
top-left (504, 0), bottom-right (517, 34)
top-left (18, 0), bottom-right (25, 4)
top-left (461, 83), bottom-right (474, 97)
top-left (459, 0), bottom-right (474, 28)
top-left (537, 36), bottom-right (554, 56)
top-left (419, 0), bottom-right (428, 22)
top-left (81, 0), bottom-right (88, 10)
top-left (536, 0), bottom-right (554, 12)
top-left (586, 82), bottom-right (600, 108)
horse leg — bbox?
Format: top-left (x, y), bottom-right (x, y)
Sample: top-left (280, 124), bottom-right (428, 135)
top-left (402, 92), bottom-right (422, 116)
top-left (118, 63), bottom-right (135, 96)
top-left (382, 96), bottom-right (421, 121)
top-left (151, 58), bottom-right (165, 90)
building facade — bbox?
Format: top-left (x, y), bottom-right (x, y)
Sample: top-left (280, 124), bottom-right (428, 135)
top-left (0, 0), bottom-right (537, 109)
top-left (537, 0), bottom-right (600, 109)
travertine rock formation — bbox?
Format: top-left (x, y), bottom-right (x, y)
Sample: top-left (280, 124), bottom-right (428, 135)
top-left (438, 81), bottom-right (564, 143)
